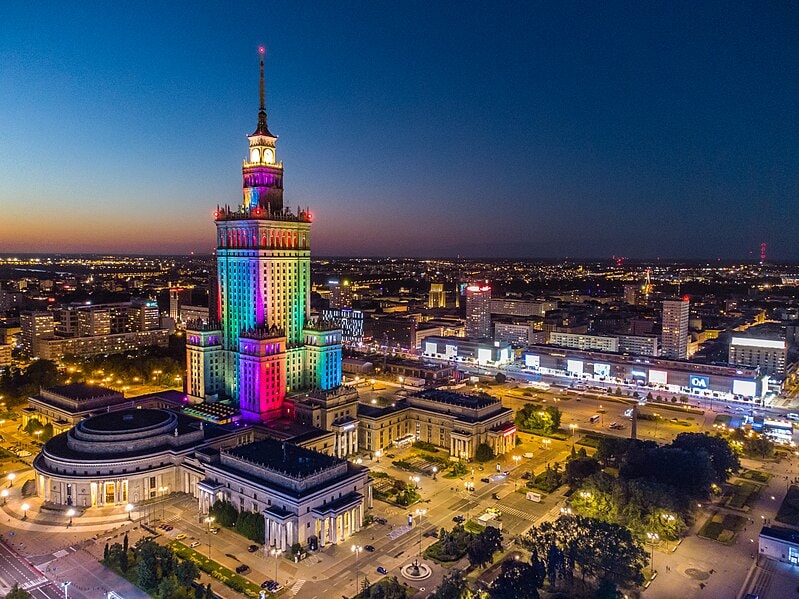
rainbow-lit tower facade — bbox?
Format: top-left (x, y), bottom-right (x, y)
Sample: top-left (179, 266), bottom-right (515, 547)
top-left (186, 49), bottom-right (342, 422)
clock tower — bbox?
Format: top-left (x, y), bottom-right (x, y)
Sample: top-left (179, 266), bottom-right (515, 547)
top-left (243, 46), bottom-right (284, 212)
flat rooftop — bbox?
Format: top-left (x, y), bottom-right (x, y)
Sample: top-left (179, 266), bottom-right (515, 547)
top-left (411, 388), bottom-right (499, 409)
top-left (44, 383), bottom-right (120, 401)
top-left (225, 438), bottom-right (343, 477)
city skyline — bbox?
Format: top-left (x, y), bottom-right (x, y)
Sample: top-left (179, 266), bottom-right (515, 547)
top-left (2, 2), bottom-right (798, 259)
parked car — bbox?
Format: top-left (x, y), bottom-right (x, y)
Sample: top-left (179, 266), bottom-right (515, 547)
top-left (235, 564), bottom-right (250, 574)
top-left (247, 544), bottom-right (259, 553)
top-left (452, 515), bottom-right (465, 523)
top-left (261, 580), bottom-right (275, 589)
top-left (211, 528), bottom-right (219, 534)
top-left (377, 566), bottom-right (388, 575)
top-left (374, 517), bottom-right (388, 525)
top-left (480, 477), bottom-right (490, 483)
top-left (175, 533), bottom-right (187, 540)
top-left (190, 541), bottom-right (201, 548)
top-left (787, 413), bottom-right (799, 421)
top-left (364, 545), bottom-right (375, 552)
top-left (491, 493), bottom-right (500, 500)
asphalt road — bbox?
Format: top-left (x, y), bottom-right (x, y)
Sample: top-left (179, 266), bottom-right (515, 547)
top-left (0, 540), bottom-right (64, 598)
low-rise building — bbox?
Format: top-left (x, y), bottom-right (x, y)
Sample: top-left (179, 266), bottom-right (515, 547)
top-left (421, 335), bottom-right (512, 367)
top-left (759, 526), bottom-right (799, 564)
top-left (357, 388), bottom-right (516, 460)
top-left (197, 438), bottom-right (371, 550)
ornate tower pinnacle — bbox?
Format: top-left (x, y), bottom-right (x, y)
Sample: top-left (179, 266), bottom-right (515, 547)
top-left (254, 46), bottom-right (272, 137)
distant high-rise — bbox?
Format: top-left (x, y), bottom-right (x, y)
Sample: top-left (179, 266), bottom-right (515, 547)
top-left (661, 298), bottom-right (689, 359)
top-left (622, 284), bottom-right (640, 306)
top-left (20, 311), bottom-right (55, 356)
top-left (169, 288), bottom-right (192, 321)
top-left (466, 284), bottom-right (492, 339)
top-left (428, 283), bottom-right (446, 308)
top-left (329, 280), bottom-right (354, 310)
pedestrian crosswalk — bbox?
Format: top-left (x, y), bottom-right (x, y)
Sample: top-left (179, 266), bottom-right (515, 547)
top-left (498, 505), bottom-right (537, 521)
top-left (387, 524), bottom-right (412, 540)
top-left (290, 579), bottom-right (306, 594)
top-left (21, 576), bottom-right (48, 590)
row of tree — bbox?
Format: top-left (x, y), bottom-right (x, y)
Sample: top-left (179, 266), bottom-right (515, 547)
top-left (425, 524), bottom-right (503, 569)
top-left (103, 535), bottom-right (207, 599)
top-left (209, 499), bottom-right (265, 543)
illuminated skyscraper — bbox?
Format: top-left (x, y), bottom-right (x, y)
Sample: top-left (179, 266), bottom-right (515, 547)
top-left (428, 283), bottom-right (446, 308)
top-left (661, 298), bottom-right (689, 359)
top-left (187, 49), bottom-right (342, 421)
top-left (465, 284), bottom-right (492, 339)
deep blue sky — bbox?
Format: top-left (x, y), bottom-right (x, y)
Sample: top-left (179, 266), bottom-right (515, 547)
top-left (1, 2), bottom-right (798, 259)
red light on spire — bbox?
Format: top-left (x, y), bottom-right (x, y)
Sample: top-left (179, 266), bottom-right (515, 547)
top-left (258, 46), bottom-right (265, 55)
top-left (682, 295), bottom-right (690, 302)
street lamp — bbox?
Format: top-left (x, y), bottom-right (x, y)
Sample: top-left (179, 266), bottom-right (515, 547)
top-left (646, 532), bottom-right (659, 573)
top-left (271, 547), bottom-right (283, 583)
top-left (61, 581), bottom-right (71, 599)
top-left (375, 449), bottom-right (382, 463)
top-left (414, 509), bottom-right (427, 556)
top-left (125, 503), bottom-right (134, 521)
top-left (158, 486), bottom-right (169, 520)
top-left (7, 472), bottom-right (16, 487)
top-left (432, 466), bottom-right (438, 480)
top-left (0, 489), bottom-right (7, 505)
top-left (351, 545), bottom-right (362, 593)
top-left (205, 516), bottom-right (215, 557)
top-left (653, 413), bottom-right (661, 438)
top-left (21, 502), bottom-right (29, 520)
top-left (67, 508), bottom-right (75, 527)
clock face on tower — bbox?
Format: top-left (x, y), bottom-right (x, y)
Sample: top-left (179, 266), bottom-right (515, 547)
top-left (263, 148), bottom-right (274, 164)
top-left (250, 148), bottom-right (260, 163)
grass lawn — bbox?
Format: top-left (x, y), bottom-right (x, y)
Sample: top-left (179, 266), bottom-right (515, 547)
top-left (169, 541), bottom-right (265, 598)
top-left (776, 485), bottom-right (799, 526)
top-left (698, 512), bottom-right (746, 544)
top-left (740, 470), bottom-right (771, 484)
top-left (726, 481), bottom-right (761, 510)
top-left (576, 432), bottom-right (611, 448)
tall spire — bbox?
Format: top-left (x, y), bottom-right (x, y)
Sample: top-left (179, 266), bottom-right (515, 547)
top-left (253, 45), bottom-right (273, 136)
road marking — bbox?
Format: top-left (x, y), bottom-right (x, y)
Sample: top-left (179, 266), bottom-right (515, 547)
top-left (387, 524), bottom-right (412, 540)
top-left (290, 579), bottom-right (306, 594)
top-left (21, 576), bottom-right (48, 590)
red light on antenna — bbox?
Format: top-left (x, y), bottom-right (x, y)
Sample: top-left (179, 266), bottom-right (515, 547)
top-left (306, 211), bottom-right (314, 222)
top-left (682, 295), bottom-right (690, 302)
top-left (258, 46), bottom-right (265, 55)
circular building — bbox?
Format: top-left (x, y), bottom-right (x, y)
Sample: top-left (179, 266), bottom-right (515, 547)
top-left (33, 408), bottom-right (206, 507)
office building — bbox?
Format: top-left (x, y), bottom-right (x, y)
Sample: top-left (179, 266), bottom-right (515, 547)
top-left (169, 288), bottom-right (193, 321)
top-left (549, 332), bottom-right (619, 352)
top-left (490, 298), bottom-right (555, 318)
top-left (729, 335), bottom-right (787, 377)
top-left (428, 283), bottom-right (447, 308)
top-left (466, 284), bottom-right (492, 339)
top-left (329, 280), bottom-right (354, 310)
top-left (661, 298), bottom-right (689, 359)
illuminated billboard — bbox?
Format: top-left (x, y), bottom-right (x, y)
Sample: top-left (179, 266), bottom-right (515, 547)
top-left (525, 355), bottom-right (540, 368)
top-left (733, 379), bottom-right (757, 397)
top-left (567, 359), bottom-right (584, 375)
top-left (649, 370), bottom-right (668, 385)
top-left (594, 363), bottom-right (610, 377)
top-left (424, 341), bottom-right (437, 355)
top-left (689, 375), bottom-right (709, 391)
top-left (477, 348), bottom-right (493, 365)
top-left (445, 344), bottom-right (458, 359)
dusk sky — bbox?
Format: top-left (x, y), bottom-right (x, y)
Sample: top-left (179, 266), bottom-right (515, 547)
top-left (1, 2), bottom-right (798, 259)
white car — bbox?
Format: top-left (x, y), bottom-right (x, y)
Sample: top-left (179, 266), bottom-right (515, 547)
top-left (786, 413), bottom-right (799, 422)
top-left (16, 450), bottom-right (32, 457)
